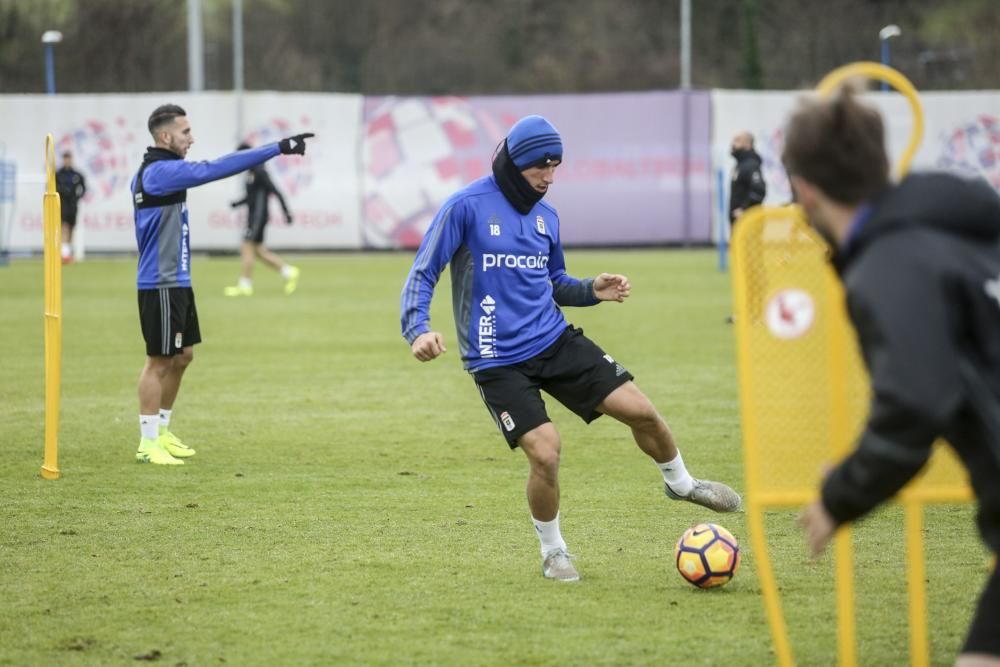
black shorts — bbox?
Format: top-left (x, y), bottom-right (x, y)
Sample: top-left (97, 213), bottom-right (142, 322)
top-left (472, 326), bottom-right (634, 448)
top-left (137, 287), bottom-right (202, 357)
top-left (963, 563), bottom-right (1000, 656)
top-left (61, 205), bottom-right (78, 227)
top-left (243, 210), bottom-right (267, 244)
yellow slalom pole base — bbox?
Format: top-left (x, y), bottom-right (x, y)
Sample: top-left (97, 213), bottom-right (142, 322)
top-left (746, 500), bottom-right (796, 667)
top-left (40, 464), bottom-right (60, 480)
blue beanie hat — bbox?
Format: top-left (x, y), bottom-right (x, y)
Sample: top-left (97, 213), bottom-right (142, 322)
top-left (506, 115), bottom-right (563, 169)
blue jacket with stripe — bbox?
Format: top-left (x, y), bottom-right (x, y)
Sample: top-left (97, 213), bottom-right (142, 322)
top-left (400, 175), bottom-right (600, 371)
top-left (131, 144), bottom-right (280, 289)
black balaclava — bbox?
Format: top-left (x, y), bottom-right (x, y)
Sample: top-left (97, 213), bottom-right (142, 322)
top-left (492, 141), bottom-right (546, 215)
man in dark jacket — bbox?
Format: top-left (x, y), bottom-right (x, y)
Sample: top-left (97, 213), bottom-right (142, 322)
top-left (729, 131), bottom-right (766, 224)
top-left (55, 150), bottom-right (86, 263)
top-left (786, 85), bottom-right (1000, 664)
top-left (223, 142), bottom-right (300, 297)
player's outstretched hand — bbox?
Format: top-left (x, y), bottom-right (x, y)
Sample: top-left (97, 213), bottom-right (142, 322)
top-left (798, 499), bottom-right (837, 559)
top-left (278, 133), bottom-right (315, 155)
top-left (593, 273), bottom-right (631, 302)
top-left (412, 331), bottom-right (447, 362)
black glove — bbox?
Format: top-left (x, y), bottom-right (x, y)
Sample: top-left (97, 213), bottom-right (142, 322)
top-left (285, 214), bottom-right (294, 225)
top-left (278, 133), bottom-right (315, 155)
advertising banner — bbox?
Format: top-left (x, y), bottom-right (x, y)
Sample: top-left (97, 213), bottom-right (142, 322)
top-left (361, 91), bottom-right (713, 248)
top-left (0, 92), bottom-right (363, 252)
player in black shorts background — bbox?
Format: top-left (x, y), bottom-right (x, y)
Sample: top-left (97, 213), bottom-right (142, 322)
top-left (223, 142), bottom-right (300, 297)
top-left (55, 150), bottom-right (86, 264)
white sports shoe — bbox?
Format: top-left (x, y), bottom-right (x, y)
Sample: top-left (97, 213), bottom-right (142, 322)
top-left (665, 479), bottom-right (742, 512)
top-left (542, 549), bottom-right (580, 582)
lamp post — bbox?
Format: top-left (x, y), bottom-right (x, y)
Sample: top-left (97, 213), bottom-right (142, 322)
top-left (41, 30), bottom-right (63, 95)
top-left (233, 0), bottom-right (244, 137)
top-left (879, 24), bottom-right (901, 91)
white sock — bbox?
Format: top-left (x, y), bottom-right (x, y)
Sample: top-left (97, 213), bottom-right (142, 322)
top-left (139, 415), bottom-right (159, 441)
top-left (532, 513), bottom-right (568, 557)
top-left (658, 450), bottom-right (695, 496)
top-left (158, 409), bottom-right (172, 434)
top-left (61, 242), bottom-right (71, 257)
top-left (280, 264), bottom-right (295, 279)
top-left (238, 277), bottom-right (252, 289)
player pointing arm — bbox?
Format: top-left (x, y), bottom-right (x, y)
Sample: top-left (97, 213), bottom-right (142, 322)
top-left (132, 103), bottom-right (313, 466)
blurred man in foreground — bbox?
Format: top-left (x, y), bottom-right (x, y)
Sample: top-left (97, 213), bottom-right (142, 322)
top-left (789, 85), bottom-right (1000, 666)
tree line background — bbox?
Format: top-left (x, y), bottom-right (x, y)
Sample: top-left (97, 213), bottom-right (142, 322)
top-left (1, 0), bottom-right (997, 95)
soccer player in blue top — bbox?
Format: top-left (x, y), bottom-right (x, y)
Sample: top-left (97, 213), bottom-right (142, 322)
top-left (132, 103), bottom-right (313, 465)
top-left (401, 115), bottom-right (741, 582)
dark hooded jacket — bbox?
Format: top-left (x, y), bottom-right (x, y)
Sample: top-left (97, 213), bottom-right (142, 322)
top-left (822, 171), bottom-right (1000, 552)
top-left (729, 148), bottom-right (766, 223)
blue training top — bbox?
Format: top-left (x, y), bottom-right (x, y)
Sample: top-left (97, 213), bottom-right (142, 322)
top-left (400, 175), bottom-right (600, 371)
top-left (131, 143), bottom-right (280, 289)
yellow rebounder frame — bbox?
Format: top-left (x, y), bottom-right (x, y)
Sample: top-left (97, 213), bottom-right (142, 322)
top-left (41, 134), bottom-right (62, 480)
top-left (731, 63), bottom-right (972, 667)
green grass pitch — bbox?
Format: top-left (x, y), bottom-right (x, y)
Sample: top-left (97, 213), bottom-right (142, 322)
top-left (0, 249), bottom-right (987, 665)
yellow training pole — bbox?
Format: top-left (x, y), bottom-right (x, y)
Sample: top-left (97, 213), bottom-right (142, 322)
top-left (731, 207), bottom-right (796, 667)
top-left (905, 501), bottom-right (930, 667)
top-left (834, 526), bottom-right (857, 667)
top-left (731, 62), bottom-right (935, 666)
top-left (747, 500), bottom-right (796, 667)
top-left (825, 265), bottom-right (857, 667)
top-left (41, 134), bottom-right (62, 480)
top-left (816, 62), bottom-right (925, 666)
top-left (815, 61), bottom-right (924, 180)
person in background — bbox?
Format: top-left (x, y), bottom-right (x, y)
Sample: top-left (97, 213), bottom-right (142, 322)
top-left (55, 150), bottom-right (86, 263)
top-left (728, 130), bottom-right (766, 224)
top-left (725, 131), bottom-right (767, 323)
top-left (223, 141), bottom-right (300, 297)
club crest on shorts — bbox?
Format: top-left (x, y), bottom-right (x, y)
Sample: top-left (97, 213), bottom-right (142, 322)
top-left (500, 411), bottom-right (516, 432)
top-left (174, 332), bottom-right (183, 349)
top-left (536, 216), bottom-right (546, 235)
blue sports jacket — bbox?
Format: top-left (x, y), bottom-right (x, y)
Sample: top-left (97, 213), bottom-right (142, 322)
top-left (400, 175), bottom-right (600, 371)
top-left (132, 144), bottom-right (279, 289)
